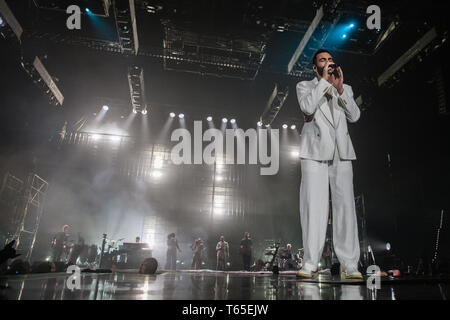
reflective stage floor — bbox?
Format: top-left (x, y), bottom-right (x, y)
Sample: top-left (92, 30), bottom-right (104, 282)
top-left (1, 270), bottom-right (449, 300)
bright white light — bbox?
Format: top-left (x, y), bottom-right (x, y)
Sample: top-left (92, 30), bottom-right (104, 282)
top-left (142, 109), bottom-right (147, 115)
top-left (222, 118), bottom-right (228, 123)
top-left (214, 207), bottom-right (224, 215)
top-left (206, 116), bottom-right (213, 121)
top-left (257, 121), bottom-right (262, 127)
top-left (291, 151), bottom-right (300, 158)
top-left (215, 175), bottom-right (223, 181)
top-left (282, 124), bottom-right (288, 129)
top-left (110, 136), bottom-right (121, 143)
top-left (102, 105), bottom-right (109, 111)
top-left (290, 124), bottom-right (296, 130)
top-left (133, 109), bottom-right (138, 114)
top-left (265, 124), bottom-right (270, 128)
top-left (169, 112), bottom-right (176, 118)
top-left (386, 242), bottom-right (391, 251)
top-left (151, 171), bottom-right (163, 179)
top-left (230, 119), bottom-right (236, 124)
top-left (91, 134), bottom-right (101, 141)
top-left (153, 157), bottom-right (163, 169)
top-left (179, 113), bottom-right (184, 119)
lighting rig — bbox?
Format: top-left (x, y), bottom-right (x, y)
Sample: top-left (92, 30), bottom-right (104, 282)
top-left (127, 65), bottom-right (148, 114)
top-left (259, 84), bottom-right (289, 127)
top-left (32, 0), bottom-right (111, 17)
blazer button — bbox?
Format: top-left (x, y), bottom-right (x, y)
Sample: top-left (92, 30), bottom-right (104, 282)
top-left (317, 133), bottom-right (320, 137)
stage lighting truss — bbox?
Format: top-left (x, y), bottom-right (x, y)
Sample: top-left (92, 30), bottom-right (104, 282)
top-left (259, 84), bottom-right (289, 127)
top-left (32, 0), bottom-right (111, 17)
top-left (0, 0), bottom-right (23, 43)
top-left (161, 20), bottom-right (267, 80)
top-left (127, 65), bottom-right (147, 114)
top-left (19, 56), bottom-right (64, 106)
top-left (113, 0), bottom-right (139, 54)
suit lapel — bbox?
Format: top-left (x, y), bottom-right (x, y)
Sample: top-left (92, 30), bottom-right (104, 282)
top-left (319, 99), bottom-right (335, 127)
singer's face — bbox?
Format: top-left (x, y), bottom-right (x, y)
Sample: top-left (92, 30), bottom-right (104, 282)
top-left (315, 52), bottom-right (335, 75)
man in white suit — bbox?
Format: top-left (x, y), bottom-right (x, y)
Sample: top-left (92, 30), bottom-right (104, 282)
top-left (296, 49), bottom-right (362, 279)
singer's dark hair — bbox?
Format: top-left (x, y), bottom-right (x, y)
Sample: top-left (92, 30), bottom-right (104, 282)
top-left (312, 49), bottom-right (333, 66)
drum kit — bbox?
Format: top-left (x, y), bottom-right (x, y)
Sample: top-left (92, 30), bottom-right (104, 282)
top-left (262, 241), bottom-right (303, 272)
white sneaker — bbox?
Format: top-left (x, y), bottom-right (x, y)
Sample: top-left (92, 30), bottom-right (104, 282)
top-left (296, 267), bottom-right (317, 279)
top-left (342, 268), bottom-right (363, 280)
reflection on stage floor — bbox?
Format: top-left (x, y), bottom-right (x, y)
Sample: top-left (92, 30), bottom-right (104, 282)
top-left (0, 270), bottom-right (449, 300)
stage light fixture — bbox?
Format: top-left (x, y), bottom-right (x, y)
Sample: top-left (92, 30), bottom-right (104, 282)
top-left (265, 124), bottom-right (270, 128)
top-left (342, 34), bottom-right (347, 39)
top-left (222, 118), bottom-right (228, 123)
top-left (290, 124), bottom-right (296, 130)
top-left (142, 109), bottom-right (147, 115)
top-left (291, 151), bottom-right (300, 158)
top-left (207, 116), bottom-right (213, 121)
top-left (386, 242), bottom-right (391, 251)
top-left (230, 119), bottom-right (236, 124)
top-left (179, 113), bottom-right (185, 119)
top-left (282, 124), bottom-right (288, 129)
top-left (102, 105), bottom-right (109, 111)
top-left (169, 112), bottom-right (176, 118)
top-left (349, 23), bottom-right (355, 28)
top-left (0, 16), bottom-right (3, 27)
top-left (133, 109), bottom-right (138, 114)
top-left (257, 121), bottom-right (262, 127)
top-left (85, 8), bottom-right (91, 13)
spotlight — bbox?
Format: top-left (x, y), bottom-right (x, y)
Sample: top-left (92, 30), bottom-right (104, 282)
top-left (206, 116), bottom-right (213, 121)
top-left (386, 242), bottom-right (391, 251)
top-left (133, 109), bottom-right (138, 114)
top-left (102, 105), bottom-right (109, 111)
top-left (215, 175), bottom-right (223, 181)
top-left (265, 124), bottom-right (270, 128)
top-left (91, 134), bottom-right (101, 141)
top-left (142, 109), bottom-right (147, 115)
top-left (290, 124), bottom-right (296, 130)
top-left (169, 112), bottom-right (176, 118)
top-left (342, 34), bottom-right (347, 39)
top-left (178, 113), bottom-right (184, 119)
top-left (85, 8), bottom-right (91, 13)
top-left (222, 118), bottom-right (228, 123)
top-left (282, 124), bottom-right (288, 129)
top-left (230, 119), bottom-right (236, 124)
top-left (349, 23), bottom-right (355, 28)
top-left (291, 151), bottom-right (300, 158)
top-left (0, 16), bottom-right (4, 27)
top-left (151, 171), bottom-right (163, 179)
top-left (257, 121), bottom-right (262, 127)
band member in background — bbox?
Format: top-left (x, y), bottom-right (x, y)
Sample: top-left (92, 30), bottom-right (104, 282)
top-left (216, 236), bottom-right (229, 271)
top-left (165, 233), bottom-right (181, 270)
top-left (296, 49), bottom-right (362, 279)
top-left (191, 238), bottom-right (205, 270)
top-left (51, 225), bottom-right (69, 262)
top-left (240, 232), bottom-right (253, 271)
top-left (135, 236), bottom-right (141, 243)
top-left (280, 243), bottom-right (296, 270)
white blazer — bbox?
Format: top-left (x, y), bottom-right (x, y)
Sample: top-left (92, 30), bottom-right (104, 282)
top-left (296, 77), bottom-right (360, 161)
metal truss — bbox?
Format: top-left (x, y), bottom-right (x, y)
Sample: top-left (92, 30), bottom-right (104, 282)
top-left (11, 173), bottom-right (49, 261)
top-left (128, 65), bottom-right (147, 114)
top-left (259, 84), bottom-right (289, 126)
top-left (113, 0), bottom-right (139, 54)
top-left (162, 20), bottom-right (267, 80)
top-left (0, 173), bottom-right (24, 241)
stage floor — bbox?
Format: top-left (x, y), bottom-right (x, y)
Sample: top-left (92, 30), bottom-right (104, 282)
top-left (0, 269), bottom-right (449, 300)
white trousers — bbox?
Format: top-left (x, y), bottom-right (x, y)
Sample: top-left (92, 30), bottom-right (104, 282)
top-left (299, 152), bottom-right (360, 272)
